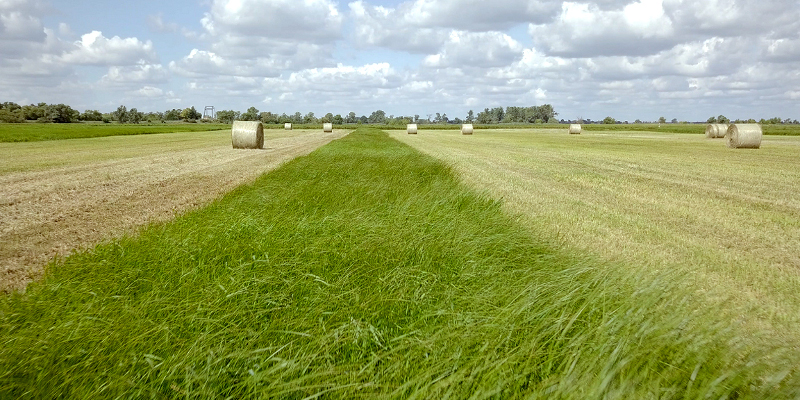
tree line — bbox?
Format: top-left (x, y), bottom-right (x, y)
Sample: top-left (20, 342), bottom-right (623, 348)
top-left (0, 102), bottom-right (206, 124)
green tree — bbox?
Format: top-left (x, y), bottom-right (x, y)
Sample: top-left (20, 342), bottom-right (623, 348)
top-left (128, 108), bottom-right (143, 124)
top-left (216, 110), bottom-right (239, 124)
top-left (368, 110), bottom-right (386, 124)
top-left (239, 107), bottom-right (259, 121)
top-left (707, 116), bottom-right (717, 123)
top-left (603, 116), bottom-right (616, 124)
top-left (333, 114), bottom-right (344, 125)
top-left (303, 112), bottom-right (317, 123)
top-left (0, 108), bottom-right (24, 123)
top-left (658, 116), bottom-right (666, 124)
top-left (114, 105), bottom-right (128, 123)
top-left (81, 110), bottom-right (103, 121)
top-left (321, 112), bottom-right (334, 123)
top-left (346, 112), bottom-right (357, 124)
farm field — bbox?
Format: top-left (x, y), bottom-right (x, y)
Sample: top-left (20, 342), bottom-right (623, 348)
top-left (1, 128), bottom-right (798, 398)
top-left (390, 129), bottom-right (800, 351)
top-left (0, 122), bottom-right (231, 142)
top-left (0, 128), bottom-right (347, 293)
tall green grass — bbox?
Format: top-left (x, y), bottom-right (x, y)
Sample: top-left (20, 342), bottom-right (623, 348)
top-left (0, 128), bottom-right (795, 398)
top-left (0, 122), bottom-right (230, 142)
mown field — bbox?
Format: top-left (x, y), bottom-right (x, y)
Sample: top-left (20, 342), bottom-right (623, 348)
top-left (0, 122), bottom-right (230, 142)
top-left (1, 128), bottom-right (798, 397)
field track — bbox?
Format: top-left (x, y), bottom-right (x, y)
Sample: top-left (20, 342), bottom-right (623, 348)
top-left (0, 129), bottom-right (347, 293)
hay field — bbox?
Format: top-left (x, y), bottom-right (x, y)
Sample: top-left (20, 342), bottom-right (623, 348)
top-left (390, 128), bottom-right (800, 344)
top-left (0, 128), bottom-right (347, 293)
top-left (3, 128), bottom-right (797, 398)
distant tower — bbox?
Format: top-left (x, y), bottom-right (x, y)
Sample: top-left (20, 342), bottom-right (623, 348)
top-left (203, 106), bottom-right (215, 119)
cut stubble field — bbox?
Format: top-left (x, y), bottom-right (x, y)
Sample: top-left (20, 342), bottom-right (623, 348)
top-left (0, 128), bottom-right (348, 293)
top-left (390, 128), bottom-right (800, 346)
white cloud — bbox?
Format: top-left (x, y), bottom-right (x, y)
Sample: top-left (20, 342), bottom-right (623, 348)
top-left (57, 31), bottom-right (157, 66)
top-left (529, 0), bottom-right (675, 57)
top-left (169, 49), bottom-right (283, 77)
top-left (423, 31), bottom-right (523, 68)
top-left (101, 63), bottom-right (168, 85)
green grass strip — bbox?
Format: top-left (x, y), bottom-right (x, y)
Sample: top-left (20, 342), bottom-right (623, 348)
top-left (0, 123), bottom-right (231, 142)
top-left (0, 128), bottom-right (795, 398)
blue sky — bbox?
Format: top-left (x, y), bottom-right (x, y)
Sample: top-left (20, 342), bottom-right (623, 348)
top-left (2, 0), bottom-right (800, 122)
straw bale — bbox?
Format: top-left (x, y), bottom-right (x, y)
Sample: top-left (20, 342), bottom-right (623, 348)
top-left (407, 124), bottom-right (418, 134)
top-left (569, 124), bottom-right (582, 134)
top-left (231, 121), bottom-right (264, 149)
top-left (727, 124), bottom-right (762, 149)
top-left (284, 123), bottom-right (292, 130)
top-left (323, 123), bottom-right (333, 132)
top-left (705, 124), bottom-right (728, 138)
top-left (461, 124), bottom-right (474, 135)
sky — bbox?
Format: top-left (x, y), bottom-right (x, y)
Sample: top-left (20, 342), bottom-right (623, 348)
top-left (1, 0), bottom-right (799, 122)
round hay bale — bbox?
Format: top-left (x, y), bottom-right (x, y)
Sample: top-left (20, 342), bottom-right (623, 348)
top-left (407, 124), bottom-right (418, 134)
top-left (569, 124), bottom-right (582, 134)
top-left (231, 121), bottom-right (264, 149)
top-left (323, 123), bottom-right (333, 133)
top-left (461, 124), bottom-right (474, 135)
top-left (727, 124), bottom-right (762, 149)
top-left (705, 123), bottom-right (728, 138)
top-left (284, 123), bottom-right (292, 130)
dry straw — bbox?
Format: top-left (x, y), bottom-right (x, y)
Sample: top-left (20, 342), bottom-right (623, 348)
top-left (727, 124), bottom-right (762, 149)
top-left (284, 123), bottom-right (292, 130)
top-left (323, 123), bottom-right (333, 133)
top-left (461, 124), bottom-right (474, 135)
top-left (231, 121), bottom-right (264, 149)
top-left (569, 124), bottom-right (582, 134)
top-left (407, 124), bottom-right (418, 134)
top-left (705, 124), bottom-right (728, 138)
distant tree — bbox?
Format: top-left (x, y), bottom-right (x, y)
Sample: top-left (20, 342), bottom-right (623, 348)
top-left (181, 106), bottom-right (201, 121)
top-left (80, 110), bottom-right (103, 122)
top-left (239, 107), bottom-right (259, 121)
top-left (670, 118), bottom-right (678, 124)
top-left (333, 114), bottom-right (344, 125)
top-left (707, 116), bottom-right (717, 123)
top-left (466, 110), bottom-right (474, 123)
top-left (490, 107), bottom-right (504, 123)
top-left (358, 115), bottom-right (368, 124)
top-left (603, 116), bottom-right (616, 124)
top-left (259, 111), bottom-right (278, 124)
top-left (346, 111), bottom-right (357, 124)
top-left (634, 119), bottom-right (642, 124)
top-left (414, 114), bottom-right (420, 123)
top-left (164, 109), bottom-right (181, 120)
top-left (321, 112), bottom-right (334, 123)
top-left (128, 108), bottom-right (143, 124)
top-left (216, 110), bottom-right (238, 123)
top-left (114, 105), bottom-right (128, 123)
top-left (368, 110), bottom-right (386, 124)
top-left (0, 108), bottom-right (24, 123)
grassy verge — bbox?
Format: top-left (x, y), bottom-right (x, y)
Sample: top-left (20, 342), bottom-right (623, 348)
top-left (0, 128), bottom-right (795, 398)
top-left (0, 122), bottom-right (230, 142)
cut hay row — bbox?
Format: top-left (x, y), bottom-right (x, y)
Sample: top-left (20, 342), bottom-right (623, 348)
top-left (727, 124), bottom-right (762, 149)
top-left (569, 124), bottom-right (582, 135)
top-left (461, 124), bottom-right (474, 135)
top-left (705, 124), bottom-right (728, 139)
top-left (407, 124), bottom-right (418, 134)
top-left (231, 121), bottom-right (264, 149)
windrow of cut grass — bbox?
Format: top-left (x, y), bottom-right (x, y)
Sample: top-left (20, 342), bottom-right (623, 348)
top-left (0, 128), bottom-right (795, 398)
top-left (0, 122), bottom-right (230, 142)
